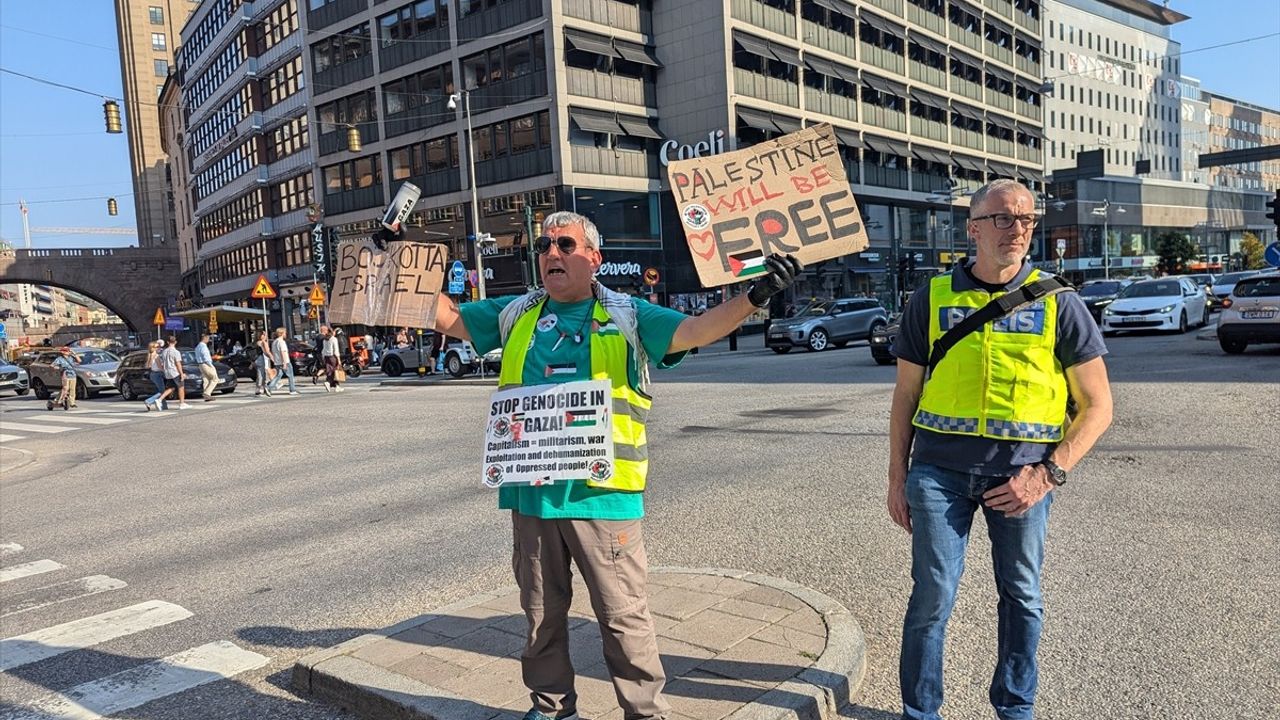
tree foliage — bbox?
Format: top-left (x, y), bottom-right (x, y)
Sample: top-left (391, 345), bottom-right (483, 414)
top-left (1154, 232), bottom-right (1198, 276)
top-left (1239, 232), bottom-right (1266, 270)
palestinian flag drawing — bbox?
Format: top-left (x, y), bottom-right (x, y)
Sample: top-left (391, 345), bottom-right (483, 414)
top-left (565, 409), bottom-right (598, 427)
top-left (728, 250), bottom-right (767, 278)
top-left (545, 363), bottom-right (576, 378)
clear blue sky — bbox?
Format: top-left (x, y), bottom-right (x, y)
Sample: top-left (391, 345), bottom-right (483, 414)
top-left (1, 0), bottom-right (1277, 249)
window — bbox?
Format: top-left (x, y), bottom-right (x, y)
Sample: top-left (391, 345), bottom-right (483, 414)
top-left (263, 55), bottom-right (305, 107)
top-left (267, 115), bottom-right (309, 162)
top-left (279, 231), bottom-right (312, 268)
top-left (311, 22), bottom-right (371, 75)
top-left (256, 0), bottom-right (298, 54)
top-left (196, 188), bottom-right (264, 246)
top-left (149, 6), bottom-right (164, 24)
top-left (322, 155), bottom-right (382, 194)
top-left (377, 0), bottom-right (449, 46)
top-left (154, 59), bottom-right (169, 77)
top-left (151, 32), bottom-right (167, 50)
top-left (270, 173), bottom-right (313, 214)
top-left (383, 63), bottom-right (453, 115)
top-left (318, 90), bottom-right (377, 136)
top-left (460, 33), bottom-right (545, 90)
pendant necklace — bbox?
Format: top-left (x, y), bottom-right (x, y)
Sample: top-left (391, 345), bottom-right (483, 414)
top-left (550, 301), bottom-right (596, 352)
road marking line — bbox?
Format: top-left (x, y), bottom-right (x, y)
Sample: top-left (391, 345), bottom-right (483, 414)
top-left (0, 599), bottom-right (193, 672)
top-left (24, 416), bottom-right (129, 426)
top-left (2, 576), bottom-right (128, 617)
top-left (0, 434), bottom-right (24, 443)
top-left (0, 422), bottom-right (72, 434)
top-left (0, 559), bottom-right (65, 583)
top-left (0, 543), bottom-right (24, 556)
top-left (6, 640), bottom-right (270, 719)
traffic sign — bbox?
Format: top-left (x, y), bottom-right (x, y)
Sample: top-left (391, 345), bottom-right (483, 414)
top-left (0, 324), bottom-right (7, 339)
top-left (307, 306), bottom-right (319, 320)
top-left (1265, 242), bottom-right (1280, 268)
top-left (209, 310), bottom-right (218, 333)
top-left (309, 284), bottom-right (327, 306)
top-left (250, 274), bottom-right (278, 299)
top-left (448, 260), bottom-right (466, 295)
top-left (1056, 238), bottom-right (1067, 252)
top-left (643, 267), bottom-right (660, 286)
top-left (164, 317), bottom-right (184, 331)
top-left (153, 308), bottom-right (165, 326)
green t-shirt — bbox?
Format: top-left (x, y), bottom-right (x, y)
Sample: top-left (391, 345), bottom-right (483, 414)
top-left (460, 294), bottom-right (688, 520)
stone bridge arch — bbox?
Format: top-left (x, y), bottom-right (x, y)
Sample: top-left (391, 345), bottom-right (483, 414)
top-left (0, 247), bottom-right (181, 335)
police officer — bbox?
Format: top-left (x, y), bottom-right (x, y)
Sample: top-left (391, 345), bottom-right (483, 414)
top-left (887, 179), bottom-right (1114, 720)
top-left (431, 211), bottom-right (800, 720)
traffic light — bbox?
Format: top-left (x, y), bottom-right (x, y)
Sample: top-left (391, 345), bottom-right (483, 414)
top-left (107, 197), bottom-right (118, 216)
top-left (1267, 189), bottom-right (1280, 231)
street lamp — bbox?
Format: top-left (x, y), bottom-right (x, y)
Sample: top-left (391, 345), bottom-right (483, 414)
top-left (448, 90), bottom-right (487, 300)
top-left (1090, 199), bottom-right (1126, 280)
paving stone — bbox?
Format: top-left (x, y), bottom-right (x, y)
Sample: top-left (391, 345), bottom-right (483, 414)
top-left (656, 636), bottom-right (716, 680)
top-left (735, 586), bottom-right (807, 612)
top-left (388, 652), bottom-right (471, 687)
top-left (712, 598), bottom-right (792, 624)
top-left (438, 655), bottom-right (529, 709)
top-left (776, 608), bottom-right (825, 637)
top-left (419, 604), bottom-right (509, 638)
top-left (652, 614), bottom-right (678, 634)
top-left (349, 633), bottom-right (435, 669)
top-left (421, 626), bottom-right (526, 670)
top-left (669, 575), bottom-right (756, 597)
top-left (664, 609), bottom-right (769, 653)
top-left (649, 586), bottom-right (723, 621)
top-left (698, 638), bottom-right (812, 689)
top-left (480, 592), bottom-right (527, 615)
top-left (663, 670), bottom-right (770, 720)
top-left (750, 625), bottom-right (826, 658)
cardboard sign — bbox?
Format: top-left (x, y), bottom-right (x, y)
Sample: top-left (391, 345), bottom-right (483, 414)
top-left (482, 380), bottom-right (616, 488)
top-left (327, 241), bottom-right (447, 328)
top-left (666, 123), bottom-right (869, 287)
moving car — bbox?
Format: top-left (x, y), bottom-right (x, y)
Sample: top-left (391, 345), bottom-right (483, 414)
top-left (869, 319), bottom-right (898, 365)
top-left (1174, 273), bottom-right (1217, 314)
top-left (1209, 270), bottom-right (1262, 308)
top-left (1101, 277), bottom-right (1208, 335)
top-left (1077, 280), bottom-right (1127, 323)
top-left (113, 349), bottom-right (238, 400)
top-left (0, 361), bottom-right (30, 396)
top-left (25, 348), bottom-right (121, 400)
top-left (1216, 272), bottom-right (1280, 354)
top-left (767, 298), bottom-right (888, 353)
top-left (380, 340), bottom-right (501, 378)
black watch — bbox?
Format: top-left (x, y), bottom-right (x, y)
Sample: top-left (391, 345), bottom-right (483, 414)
top-left (1041, 459), bottom-right (1067, 487)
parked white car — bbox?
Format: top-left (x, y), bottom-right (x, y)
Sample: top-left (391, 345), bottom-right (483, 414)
top-left (1101, 277), bottom-right (1208, 334)
top-left (1217, 272), bottom-right (1280, 354)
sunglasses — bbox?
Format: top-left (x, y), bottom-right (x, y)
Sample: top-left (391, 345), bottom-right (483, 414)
top-left (535, 235), bottom-right (586, 255)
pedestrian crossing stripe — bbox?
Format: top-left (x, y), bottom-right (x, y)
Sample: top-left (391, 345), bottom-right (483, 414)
top-left (0, 543), bottom-right (23, 557)
top-left (0, 559), bottom-right (65, 583)
top-left (26, 415), bottom-right (129, 425)
top-left (0, 599), bottom-right (192, 671)
top-left (2, 575), bottom-right (127, 617)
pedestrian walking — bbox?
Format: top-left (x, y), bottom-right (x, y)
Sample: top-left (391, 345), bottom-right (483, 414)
top-left (320, 325), bottom-right (342, 392)
top-left (267, 327), bottom-right (298, 395)
top-left (143, 341), bottom-right (167, 410)
top-left (254, 330), bottom-right (274, 397)
top-left (429, 211), bottom-right (801, 720)
top-left (194, 333), bottom-right (218, 402)
top-left (886, 179), bottom-right (1114, 720)
top-left (47, 346), bottom-right (79, 411)
top-left (157, 336), bottom-right (190, 409)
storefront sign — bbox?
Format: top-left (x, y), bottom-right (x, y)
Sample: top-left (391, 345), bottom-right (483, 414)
top-left (596, 261), bottom-right (642, 278)
top-left (659, 129), bottom-right (727, 167)
top-left (666, 123), bottom-right (869, 287)
top-left (328, 241), bottom-right (447, 328)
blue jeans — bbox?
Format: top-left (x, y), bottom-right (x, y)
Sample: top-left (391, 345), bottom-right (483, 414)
top-left (145, 371), bottom-right (168, 409)
top-left (900, 463), bottom-right (1052, 720)
top-left (268, 361), bottom-right (296, 393)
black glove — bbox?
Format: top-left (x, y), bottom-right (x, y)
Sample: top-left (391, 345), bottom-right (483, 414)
top-left (371, 224), bottom-right (405, 251)
top-left (747, 254), bottom-right (803, 308)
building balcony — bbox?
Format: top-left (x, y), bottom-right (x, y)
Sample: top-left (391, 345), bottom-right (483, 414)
top-left (913, 171), bottom-right (950, 193)
top-left (188, 56), bottom-right (254, 123)
top-left (864, 164), bottom-right (909, 190)
top-left (379, 25), bottom-right (451, 72)
top-left (865, 0), bottom-right (904, 16)
top-left (470, 70), bottom-right (549, 114)
top-left (307, 0), bottom-right (368, 31)
top-left (802, 20), bottom-right (858, 57)
top-left (985, 0), bottom-right (1013, 19)
top-left (566, 67), bottom-right (654, 106)
top-left (563, 0), bottom-right (651, 35)
top-left (805, 87), bottom-right (858, 122)
top-left (262, 89), bottom-right (310, 126)
top-left (1016, 55), bottom-right (1040, 77)
top-left (257, 31), bottom-right (301, 71)
top-left (949, 25), bottom-right (982, 53)
top-left (911, 116), bottom-right (948, 143)
top-left (384, 98), bottom-right (452, 139)
top-left (986, 43), bottom-right (1014, 67)
top-left (909, 61), bottom-right (947, 91)
top-left (324, 184), bottom-right (384, 216)
top-left (570, 145), bottom-right (653, 179)
top-left (314, 55), bottom-right (374, 97)
top-left (319, 122), bottom-right (378, 155)
top-left (1016, 145), bottom-right (1042, 164)
top-left (907, 5), bottom-right (946, 36)
top-left (476, 147), bottom-right (554, 185)
top-left (197, 219), bottom-right (273, 259)
top-left (265, 151), bottom-right (314, 183)
top-left (952, 75), bottom-right (982, 102)
top-left (986, 89), bottom-right (1013, 112)
top-left (270, 208), bottom-right (311, 235)
top-left (196, 167), bottom-right (263, 214)
top-left (458, 0), bottom-right (542, 44)
top-left (1016, 100), bottom-right (1041, 121)
top-left (730, 0), bottom-right (796, 38)
top-left (860, 43), bottom-right (904, 76)
top-left (953, 127), bottom-right (984, 151)
top-left (843, 159), bottom-right (861, 184)
top-left (734, 69), bottom-right (798, 108)
top-left (987, 137), bottom-right (1015, 157)
top-left (403, 167), bottom-right (463, 197)
top-left (861, 103), bottom-right (906, 134)
top-left (1015, 8), bottom-right (1040, 33)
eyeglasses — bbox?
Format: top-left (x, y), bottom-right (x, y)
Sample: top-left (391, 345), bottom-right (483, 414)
top-left (535, 235), bottom-right (583, 255)
top-left (971, 213), bottom-right (1042, 230)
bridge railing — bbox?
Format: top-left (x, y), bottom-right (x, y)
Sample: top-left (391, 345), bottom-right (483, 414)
top-left (1, 248), bottom-right (121, 258)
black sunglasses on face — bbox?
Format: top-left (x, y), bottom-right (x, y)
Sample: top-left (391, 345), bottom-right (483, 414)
top-left (535, 235), bottom-right (582, 255)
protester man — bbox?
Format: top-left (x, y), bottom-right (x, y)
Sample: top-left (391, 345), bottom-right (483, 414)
top-left (194, 333), bottom-right (218, 402)
top-left (158, 335), bottom-right (190, 410)
top-left (268, 327), bottom-right (299, 395)
top-left (887, 179), bottom-right (1114, 720)
top-left (430, 211), bottom-right (800, 720)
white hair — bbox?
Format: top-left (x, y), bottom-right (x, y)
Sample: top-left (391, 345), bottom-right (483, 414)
top-left (541, 211), bottom-right (600, 250)
top-left (970, 178), bottom-right (1032, 216)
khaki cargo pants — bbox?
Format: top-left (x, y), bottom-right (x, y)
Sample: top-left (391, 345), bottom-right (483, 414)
top-left (511, 511), bottom-right (669, 720)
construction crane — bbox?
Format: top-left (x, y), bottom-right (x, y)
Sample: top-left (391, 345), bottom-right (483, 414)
top-left (30, 227), bottom-right (136, 235)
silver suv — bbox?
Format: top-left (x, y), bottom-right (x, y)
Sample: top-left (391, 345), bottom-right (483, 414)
top-left (1217, 272), bottom-right (1280, 354)
top-left (25, 348), bottom-right (120, 400)
top-left (767, 298), bottom-right (889, 353)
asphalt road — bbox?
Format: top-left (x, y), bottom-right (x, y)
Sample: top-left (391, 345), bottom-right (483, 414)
top-left (0, 326), bottom-right (1276, 720)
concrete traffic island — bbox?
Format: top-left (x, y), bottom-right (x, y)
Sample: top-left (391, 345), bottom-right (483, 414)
top-left (293, 567), bottom-right (867, 720)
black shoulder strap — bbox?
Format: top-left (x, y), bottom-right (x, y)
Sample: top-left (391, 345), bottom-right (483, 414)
top-left (926, 275), bottom-right (1074, 375)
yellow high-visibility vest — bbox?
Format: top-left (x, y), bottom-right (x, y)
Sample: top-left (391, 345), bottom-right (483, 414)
top-left (913, 269), bottom-right (1068, 442)
top-left (499, 300), bottom-right (650, 491)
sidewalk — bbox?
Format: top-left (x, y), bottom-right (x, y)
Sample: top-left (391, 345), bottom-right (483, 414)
top-left (293, 567), bottom-right (866, 720)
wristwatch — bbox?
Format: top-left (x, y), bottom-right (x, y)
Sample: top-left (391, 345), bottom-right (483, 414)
top-left (1041, 459), bottom-right (1068, 487)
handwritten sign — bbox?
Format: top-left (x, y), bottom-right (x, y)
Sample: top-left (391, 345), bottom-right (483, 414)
top-left (482, 380), bottom-right (615, 488)
top-left (666, 123), bottom-right (869, 286)
top-left (327, 240), bottom-right (446, 328)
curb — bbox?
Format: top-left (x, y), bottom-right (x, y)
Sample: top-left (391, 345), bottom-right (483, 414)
top-left (293, 568), bottom-right (867, 720)
top-left (378, 376), bottom-right (499, 387)
top-left (0, 446), bottom-right (36, 475)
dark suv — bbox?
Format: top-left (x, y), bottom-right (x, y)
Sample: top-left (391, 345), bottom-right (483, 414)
top-left (114, 349), bottom-right (238, 400)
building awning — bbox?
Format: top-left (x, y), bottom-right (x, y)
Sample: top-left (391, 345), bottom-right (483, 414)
top-left (1017, 166), bottom-right (1043, 183)
top-left (864, 135), bottom-right (910, 158)
top-left (570, 108), bottom-right (623, 135)
top-left (953, 154), bottom-right (985, 173)
top-left (834, 127), bottom-right (864, 149)
top-left (616, 114), bottom-right (662, 139)
top-left (615, 38), bottom-right (661, 67)
top-left (986, 113), bottom-right (1016, 131)
top-left (862, 72), bottom-right (907, 97)
top-left (737, 106), bottom-right (780, 133)
top-left (988, 161), bottom-right (1019, 178)
top-left (909, 87), bottom-right (948, 111)
top-left (952, 102), bottom-right (984, 122)
top-left (909, 32), bottom-right (948, 56)
top-left (913, 145), bottom-right (953, 165)
top-left (769, 42), bottom-right (802, 67)
top-left (565, 29), bottom-right (619, 59)
top-left (812, 0), bottom-right (856, 18)
top-left (773, 114), bottom-right (802, 134)
top-left (860, 10), bottom-right (905, 38)
top-left (170, 306), bottom-right (269, 323)
top-left (805, 54), bottom-right (840, 79)
top-left (733, 31), bottom-right (774, 61)
top-left (984, 64), bottom-right (1014, 84)
top-left (829, 60), bottom-right (859, 83)
top-left (1017, 124), bottom-right (1044, 140)
top-left (984, 16), bottom-right (1013, 36)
